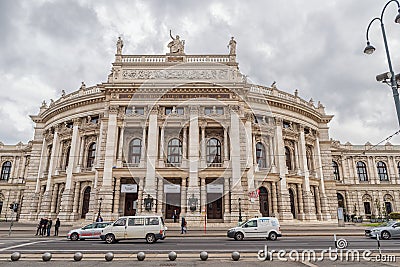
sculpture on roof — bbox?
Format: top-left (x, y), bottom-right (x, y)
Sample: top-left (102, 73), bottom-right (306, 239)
top-left (168, 30), bottom-right (185, 54)
top-left (116, 37), bottom-right (124, 54)
top-left (227, 36), bottom-right (236, 55)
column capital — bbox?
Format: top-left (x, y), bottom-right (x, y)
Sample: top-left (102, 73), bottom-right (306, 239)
top-left (275, 117), bottom-right (283, 126)
top-left (109, 105), bottom-right (119, 114)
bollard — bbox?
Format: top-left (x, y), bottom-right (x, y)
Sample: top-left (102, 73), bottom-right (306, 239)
top-left (231, 251), bottom-right (240, 261)
top-left (137, 251), bottom-right (146, 261)
top-left (105, 252), bottom-right (114, 262)
top-left (168, 251), bottom-right (177, 261)
top-left (42, 252), bottom-right (52, 262)
top-left (10, 252), bottom-right (21, 261)
top-left (74, 252), bottom-right (83, 261)
top-left (200, 251), bottom-right (208, 261)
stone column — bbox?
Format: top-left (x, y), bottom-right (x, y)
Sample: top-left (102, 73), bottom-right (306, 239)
top-left (187, 106), bottom-right (200, 220)
top-left (35, 139), bottom-right (47, 194)
top-left (41, 128), bottom-right (60, 215)
top-left (159, 126), bottom-right (165, 167)
top-left (137, 177), bottom-right (144, 213)
top-left (296, 183), bottom-right (304, 220)
top-left (223, 127), bottom-right (229, 164)
top-left (100, 106), bottom-right (119, 220)
top-left (298, 125), bottom-right (316, 220)
top-left (182, 127), bottom-right (187, 168)
top-left (140, 125), bottom-right (147, 167)
top-left (200, 125), bottom-right (206, 168)
top-left (223, 177), bottom-right (230, 221)
top-left (50, 183), bottom-right (59, 214)
top-left (77, 136), bottom-right (85, 172)
top-left (252, 134), bottom-right (257, 166)
top-left (72, 181), bottom-right (81, 218)
top-left (294, 142), bottom-right (301, 175)
top-left (269, 136), bottom-right (276, 172)
top-left (275, 118), bottom-right (292, 220)
top-left (180, 178), bottom-right (187, 215)
top-left (113, 178), bottom-right (121, 217)
top-left (271, 182), bottom-right (279, 217)
top-left (315, 186), bottom-right (322, 220)
top-left (387, 156), bottom-right (396, 184)
top-left (315, 135), bottom-right (331, 220)
top-left (117, 124), bottom-right (125, 167)
top-left (157, 177), bottom-right (164, 214)
top-left (200, 178), bottom-right (206, 222)
top-left (367, 157), bottom-right (376, 184)
top-left (144, 107), bottom-right (159, 208)
top-left (59, 119), bottom-right (80, 221)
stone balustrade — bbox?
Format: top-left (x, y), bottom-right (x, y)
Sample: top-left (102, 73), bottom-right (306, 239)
top-left (121, 55), bottom-right (230, 63)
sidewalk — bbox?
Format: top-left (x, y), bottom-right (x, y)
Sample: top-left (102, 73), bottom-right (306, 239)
top-left (0, 221), bottom-right (366, 238)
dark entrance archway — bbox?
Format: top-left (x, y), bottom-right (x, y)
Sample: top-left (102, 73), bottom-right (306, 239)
top-left (289, 188), bottom-right (296, 219)
top-left (81, 186), bottom-right (91, 218)
top-left (337, 193), bottom-right (345, 208)
top-left (124, 193), bottom-right (138, 216)
top-left (259, 186), bottom-right (269, 217)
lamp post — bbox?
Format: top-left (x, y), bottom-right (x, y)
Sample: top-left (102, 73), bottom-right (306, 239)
top-left (364, 0), bottom-right (400, 127)
top-left (98, 197), bottom-right (103, 218)
top-left (238, 198), bottom-right (242, 223)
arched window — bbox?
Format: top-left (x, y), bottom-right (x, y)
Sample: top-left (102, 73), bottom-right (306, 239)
top-left (167, 138), bottom-right (182, 165)
top-left (1, 161), bottom-right (12, 180)
top-left (377, 161), bottom-right (389, 181)
top-left (129, 139), bottom-right (142, 164)
top-left (356, 161), bottom-right (368, 181)
top-left (207, 138), bottom-right (221, 165)
top-left (256, 142), bottom-right (266, 168)
top-left (332, 161), bottom-right (340, 181)
top-left (285, 146), bottom-right (292, 170)
top-left (86, 142), bottom-right (96, 168)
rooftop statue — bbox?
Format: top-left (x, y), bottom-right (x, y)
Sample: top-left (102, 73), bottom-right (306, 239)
top-left (116, 37), bottom-right (124, 54)
top-left (167, 30), bottom-right (185, 54)
top-left (227, 36), bottom-right (236, 55)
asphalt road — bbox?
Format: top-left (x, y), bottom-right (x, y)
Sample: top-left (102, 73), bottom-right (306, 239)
top-left (0, 236), bottom-right (398, 253)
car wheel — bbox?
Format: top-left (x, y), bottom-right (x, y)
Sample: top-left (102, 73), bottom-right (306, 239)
top-left (70, 233), bottom-right (79, 241)
top-left (234, 232), bottom-right (244, 241)
top-left (146, 234), bottom-right (156, 244)
top-left (381, 231), bottom-right (391, 240)
top-left (269, 232), bottom-right (278, 241)
top-left (105, 234), bottom-right (115, 244)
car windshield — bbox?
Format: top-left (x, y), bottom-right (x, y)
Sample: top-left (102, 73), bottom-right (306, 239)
top-left (378, 221), bottom-right (396, 227)
top-left (239, 221), bottom-right (247, 227)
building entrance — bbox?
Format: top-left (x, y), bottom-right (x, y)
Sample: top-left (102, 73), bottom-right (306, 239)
top-left (259, 186), bottom-right (269, 217)
top-left (81, 186), bottom-right (91, 219)
top-left (124, 193), bottom-right (138, 216)
top-left (207, 194), bottom-right (222, 219)
top-left (164, 179), bottom-right (181, 220)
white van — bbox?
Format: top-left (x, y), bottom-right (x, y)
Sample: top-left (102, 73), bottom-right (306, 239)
top-left (227, 217), bottom-right (281, 241)
top-left (100, 215), bottom-right (167, 244)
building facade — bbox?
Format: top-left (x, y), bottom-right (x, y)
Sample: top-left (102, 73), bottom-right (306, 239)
top-left (0, 37), bottom-right (399, 224)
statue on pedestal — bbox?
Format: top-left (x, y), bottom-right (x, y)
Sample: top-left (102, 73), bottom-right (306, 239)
top-left (168, 30), bottom-right (185, 54)
top-left (116, 37), bottom-right (124, 54)
top-left (227, 37), bottom-right (236, 55)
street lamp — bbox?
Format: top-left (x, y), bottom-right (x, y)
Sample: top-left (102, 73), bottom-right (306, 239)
top-left (238, 198), bottom-right (242, 223)
top-left (364, 0), bottom-right (400, 127)
top-left (98, 197), bottom-right (103, 218)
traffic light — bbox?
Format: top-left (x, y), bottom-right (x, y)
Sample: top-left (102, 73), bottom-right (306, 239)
top-left (13, 203), bottom-right (19, 212)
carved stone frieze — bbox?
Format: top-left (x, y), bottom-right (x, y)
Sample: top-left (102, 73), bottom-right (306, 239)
top-left (122, 69), bottom-right (230, 80)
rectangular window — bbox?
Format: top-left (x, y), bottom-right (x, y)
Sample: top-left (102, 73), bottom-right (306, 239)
top-left (205, 107), bottom-right (224, 115)
top-left (165, 107), bottom-right (184, 115)
top-left (136, 107), bottom-right (144, 115)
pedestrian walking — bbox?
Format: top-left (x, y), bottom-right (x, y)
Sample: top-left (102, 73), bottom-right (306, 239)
top-left (173, 209), bottom-right (178, 223)
top-left (181, 216), bottom-right (187, 234)
top-left (35, 218), bottom-right (43, 236)
top-left (47, 219), bottom-right (52, 236)
top-left (54, 218), bottom-right (60, 236)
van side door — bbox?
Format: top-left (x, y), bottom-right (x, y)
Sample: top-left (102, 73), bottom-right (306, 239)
top-left (126, 217), bottom-right (145, 239)
top-left (242, 219), bottom-right (258, 238)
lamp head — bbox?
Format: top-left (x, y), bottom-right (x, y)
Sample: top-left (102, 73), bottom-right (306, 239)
top-left (395, 8), bottom-right (400, 23)
top-left (364, 42), bottom-right (375, 54)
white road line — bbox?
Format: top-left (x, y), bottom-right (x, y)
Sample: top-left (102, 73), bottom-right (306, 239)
top-left (0, 240), bottom-right (53, 251)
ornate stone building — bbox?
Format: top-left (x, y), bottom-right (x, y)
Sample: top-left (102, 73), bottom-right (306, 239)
top-left (0, 36), bottom-right (399, 223)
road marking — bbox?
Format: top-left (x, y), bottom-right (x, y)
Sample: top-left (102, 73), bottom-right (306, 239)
top-left (0, 240), bottom-right (53, 251)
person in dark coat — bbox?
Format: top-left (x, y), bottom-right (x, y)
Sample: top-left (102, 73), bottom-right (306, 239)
top-left (35, 218), bottom-right (43, 236)
top-left (41, 218), bottom-right (48, 236)
top-left (181, 217), bottom-right (187, 234)
top-left (54, 218), bottom-right (60, 236)
top-left (173, 209), bottom-right (178, 223)
top-left (47, 219), bottom-right (52, 237)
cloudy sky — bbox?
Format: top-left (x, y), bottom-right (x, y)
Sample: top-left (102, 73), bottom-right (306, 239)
top-left (1, 0), bottom-right (400, 145)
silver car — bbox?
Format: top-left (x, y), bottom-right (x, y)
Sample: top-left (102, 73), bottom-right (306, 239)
top-left (67, 222), bottom-right (112, 241)
top-left (365, 220), bottom-right (400, 240)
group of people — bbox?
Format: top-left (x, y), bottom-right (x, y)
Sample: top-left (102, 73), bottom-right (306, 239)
top-left (35, 218), bottom-right (60, 237)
